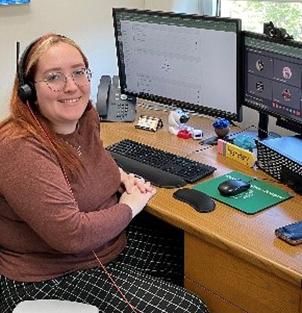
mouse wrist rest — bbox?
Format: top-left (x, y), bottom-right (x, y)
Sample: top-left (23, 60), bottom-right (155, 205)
top-left (173, 188), bottom-right (215, 213)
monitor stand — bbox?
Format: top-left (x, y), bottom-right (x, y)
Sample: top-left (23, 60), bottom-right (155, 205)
top-left (200, 112), bottom-right (280, 146)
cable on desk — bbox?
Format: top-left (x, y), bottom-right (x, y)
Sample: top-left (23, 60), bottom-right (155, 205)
top-left (184, 145), bottom-right (215, 159)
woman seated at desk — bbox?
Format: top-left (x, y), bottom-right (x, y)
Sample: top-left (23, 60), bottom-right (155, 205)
top-left (0, 33), bottom-right (210, 313)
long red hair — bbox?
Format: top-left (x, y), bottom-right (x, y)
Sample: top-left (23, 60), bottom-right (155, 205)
top-left (0, 34), bottom-right (91, 173)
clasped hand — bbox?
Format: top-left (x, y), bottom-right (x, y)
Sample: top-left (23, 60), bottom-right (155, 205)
top-left (118, 168), bottom-right (156, 218)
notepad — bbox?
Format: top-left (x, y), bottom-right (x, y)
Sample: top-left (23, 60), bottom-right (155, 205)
top-left (193, 171), bottom-right (292, 214)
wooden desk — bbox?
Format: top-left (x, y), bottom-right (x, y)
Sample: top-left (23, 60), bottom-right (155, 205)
top-left (101, 106), bottom-right (302, 313)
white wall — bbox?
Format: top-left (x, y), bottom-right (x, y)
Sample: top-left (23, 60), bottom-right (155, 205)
top-left (144, 0), bottom-right (198, 13)
top-left (144, 0), bottom-right (174, 12)
top-left (0, 0), bottom-right (144, 118)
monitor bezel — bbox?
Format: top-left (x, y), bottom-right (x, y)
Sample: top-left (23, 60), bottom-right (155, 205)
top-left (112, 8), bottom-right (243, 122)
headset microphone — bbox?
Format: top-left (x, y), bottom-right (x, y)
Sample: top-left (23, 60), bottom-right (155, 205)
top-left (16, 41), bottom-right (20, 77)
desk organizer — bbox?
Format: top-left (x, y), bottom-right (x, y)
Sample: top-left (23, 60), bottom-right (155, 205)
top-left (257, 136), bottom-right (302, 193)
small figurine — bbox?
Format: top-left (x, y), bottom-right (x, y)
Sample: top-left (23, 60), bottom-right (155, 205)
top-left (168, 109), bottom-right (190, 136)
top-left (233, 134), bottom-right (256, 152)
top-left (213, 118), bottom-right (230, 138)
top-left (168, 108), bottom-right (203, 139)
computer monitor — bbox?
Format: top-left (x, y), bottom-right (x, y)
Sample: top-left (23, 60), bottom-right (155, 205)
top-left (112, 8), bottom-right (242, 124)
top-left (243, 31), bottom-right (302, 138)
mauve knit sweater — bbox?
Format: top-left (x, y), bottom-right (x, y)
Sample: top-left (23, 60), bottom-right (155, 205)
top-left (0, 106), bottom-right (132, 282)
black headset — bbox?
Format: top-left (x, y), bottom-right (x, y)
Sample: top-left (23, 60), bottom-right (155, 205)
top-left (17, 37), bottom-right (42, 104)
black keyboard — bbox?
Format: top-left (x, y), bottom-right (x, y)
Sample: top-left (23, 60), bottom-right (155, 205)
top-left (107, 139), bottom-right (216, 186)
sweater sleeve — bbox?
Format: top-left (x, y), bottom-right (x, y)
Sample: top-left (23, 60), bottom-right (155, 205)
top-left (0, 138), bottom-right (132, 254)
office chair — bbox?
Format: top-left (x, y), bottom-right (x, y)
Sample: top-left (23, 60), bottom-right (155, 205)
top-left (12, 299), bottom-right (98, 313)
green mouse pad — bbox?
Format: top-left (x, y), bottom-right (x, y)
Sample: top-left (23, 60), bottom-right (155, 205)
top-left (193, 171), bottom-right (292, 214)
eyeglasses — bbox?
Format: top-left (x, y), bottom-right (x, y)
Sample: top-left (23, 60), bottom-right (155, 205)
top-left (35, 68), bottom-right (92, 92)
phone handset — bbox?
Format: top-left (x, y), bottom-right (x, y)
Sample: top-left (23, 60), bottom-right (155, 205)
top-left (96, 75), bottom-right (136, 122)
top-left (96, 75), bottom-right (111, 117)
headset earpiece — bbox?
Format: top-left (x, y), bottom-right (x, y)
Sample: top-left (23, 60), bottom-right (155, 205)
top-left (18, 81), bottom-right (36, 104)
top-left (17, 37), bottom-right (41, 104)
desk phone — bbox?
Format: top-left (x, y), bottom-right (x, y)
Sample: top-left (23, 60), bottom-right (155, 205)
top-left (96, 75), bottom-right (136, 122)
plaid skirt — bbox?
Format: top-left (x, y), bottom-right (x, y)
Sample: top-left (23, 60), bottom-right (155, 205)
top-left (0, 212), bottom-right (209, 313)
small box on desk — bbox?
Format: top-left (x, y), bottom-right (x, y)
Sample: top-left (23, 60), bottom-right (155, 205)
top-left (256, 136), bottom-right (302, 194)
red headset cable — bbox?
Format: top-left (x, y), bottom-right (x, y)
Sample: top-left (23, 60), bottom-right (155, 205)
top-left (92, 251), bottom-right (140, 313)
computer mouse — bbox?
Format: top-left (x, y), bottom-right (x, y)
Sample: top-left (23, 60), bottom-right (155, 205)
top-left (217, 179), bottom-right (251, 197)
top-left (173, 188), bottom-right (216, 213)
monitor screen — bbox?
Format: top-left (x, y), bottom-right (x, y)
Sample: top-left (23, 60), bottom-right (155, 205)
top-left (243, 31), bottom-right (302, 135)
top-left (112, 8), bottom-right (242, 122)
